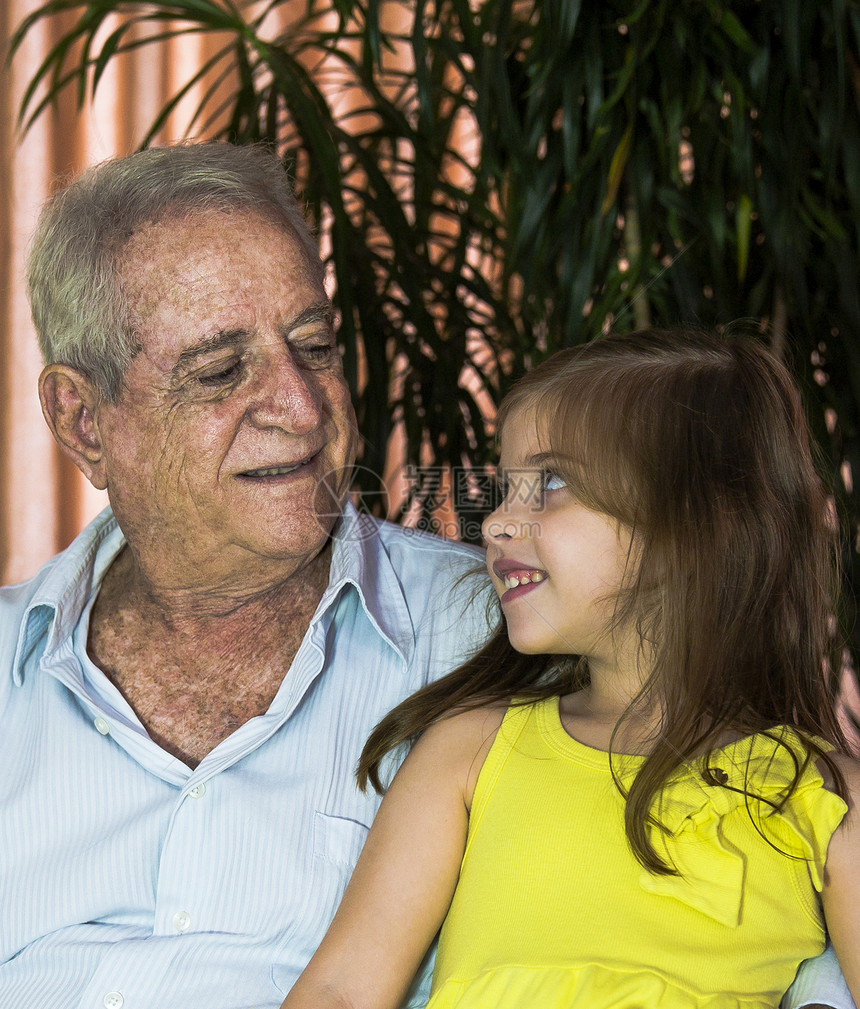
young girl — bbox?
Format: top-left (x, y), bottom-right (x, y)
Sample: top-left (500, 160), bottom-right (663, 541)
top-left (282, 327), bottom-right (860, 1008)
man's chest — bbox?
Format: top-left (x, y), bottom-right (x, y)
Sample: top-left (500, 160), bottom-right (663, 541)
top-left (87, 618), bottom-right (309, 767)
top-left (0, 671), bottom-right (381, 999)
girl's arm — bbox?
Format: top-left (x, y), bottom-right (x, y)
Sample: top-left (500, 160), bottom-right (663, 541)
top-left (280, 705), bottom-right (506, 1009)
top-left (821, 752), bottom-right (860, 1004)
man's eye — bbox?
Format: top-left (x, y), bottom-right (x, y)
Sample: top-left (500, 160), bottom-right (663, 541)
top-left (295, 341), bottom-right (336, 364)
top-left (197, 361), bottom-right (242, 386)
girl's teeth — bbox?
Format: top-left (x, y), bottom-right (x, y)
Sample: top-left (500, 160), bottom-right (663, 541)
top-left (503, 571), bottom-right (545, 589)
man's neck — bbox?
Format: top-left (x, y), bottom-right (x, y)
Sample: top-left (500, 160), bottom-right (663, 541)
top-left (97, 538), bottom-right (332, 633)
top-left (86, 541), bottom-right (334, 768)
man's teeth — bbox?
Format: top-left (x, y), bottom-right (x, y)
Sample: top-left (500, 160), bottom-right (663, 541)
top-left (245, 462), bottom-right (304, 477)
top-left (503, 571), bottom-right (546, 589)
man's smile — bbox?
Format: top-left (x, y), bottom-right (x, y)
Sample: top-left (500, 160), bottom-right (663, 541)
top-left (236, 448), bottom-right (322, 481)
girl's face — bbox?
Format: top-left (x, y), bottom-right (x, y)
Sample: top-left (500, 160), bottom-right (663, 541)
top-left (482, 411), bottom-right (636, 667)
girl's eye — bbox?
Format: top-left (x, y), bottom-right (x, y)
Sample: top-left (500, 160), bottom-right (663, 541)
top-left (543, 471), bottom-right (567, 492)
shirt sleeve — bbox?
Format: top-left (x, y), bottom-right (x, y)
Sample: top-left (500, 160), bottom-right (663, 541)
top-left (782, 945), bottom-right (857, 1009)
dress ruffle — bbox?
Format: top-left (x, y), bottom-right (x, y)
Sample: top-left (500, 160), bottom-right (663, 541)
top-left (426, 963), bottom-right (780, 1009)
top-left (638, 729), bottom-right (847, 927)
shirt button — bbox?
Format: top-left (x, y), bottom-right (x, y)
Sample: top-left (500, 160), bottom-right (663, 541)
top-left (173, 910), bottom-right (192, 932)
top-left (94, 717), bottom-right (110, 736)
top-left (188, 783), bottom-right (206, 798)
top-left (103, 994), bottom-right (123, 1009)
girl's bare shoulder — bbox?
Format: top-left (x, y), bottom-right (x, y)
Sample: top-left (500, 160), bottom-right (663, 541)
top-left (827, 749), bottom-right (860, 809)
top-left (414, 702), bottom-right (510, 808)
top-left (815, 750), bottom-right (860, 854)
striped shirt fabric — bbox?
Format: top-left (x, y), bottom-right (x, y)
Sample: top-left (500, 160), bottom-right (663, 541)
top-left (784, 945), bottom-right (856, 1009)
top-left (0, 502), bottom-right (491, 1009)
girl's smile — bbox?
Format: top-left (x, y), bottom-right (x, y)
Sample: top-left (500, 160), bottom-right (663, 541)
top-left (492, 560), bottom-right (548, 601)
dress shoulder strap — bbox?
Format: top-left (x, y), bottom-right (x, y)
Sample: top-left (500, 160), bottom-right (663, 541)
top-left (463, 699), bottom-right (545, 859)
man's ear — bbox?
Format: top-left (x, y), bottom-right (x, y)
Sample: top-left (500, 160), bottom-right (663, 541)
top-left (39, 365), bottom-right (109, 490)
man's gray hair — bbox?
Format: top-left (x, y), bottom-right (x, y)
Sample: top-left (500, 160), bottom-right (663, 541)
top-left (27, 142), bottom-right (322, 400)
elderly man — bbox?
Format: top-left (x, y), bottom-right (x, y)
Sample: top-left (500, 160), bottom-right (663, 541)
top-left (0, 143), bottom-right (489, 1008)
top-left (0, 143), bottom-right (849, 1009)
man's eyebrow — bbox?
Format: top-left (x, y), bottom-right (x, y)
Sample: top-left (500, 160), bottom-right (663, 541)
top-left (172, 329), bottom-right (247, 376)
top-left (170, 301), bottom-right (334, 377)
top-left (282, 301), bottom-right (335, 338)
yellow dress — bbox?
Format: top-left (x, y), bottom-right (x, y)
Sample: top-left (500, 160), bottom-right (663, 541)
top-left (427, 697), bottom-right (847, 1008)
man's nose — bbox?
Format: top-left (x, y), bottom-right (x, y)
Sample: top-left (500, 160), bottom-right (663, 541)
top-left (246, 347), bottom-right (324, 434)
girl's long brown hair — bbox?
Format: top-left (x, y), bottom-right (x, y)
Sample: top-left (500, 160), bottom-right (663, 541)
top-left (358, 327), bottom-right (848, 873)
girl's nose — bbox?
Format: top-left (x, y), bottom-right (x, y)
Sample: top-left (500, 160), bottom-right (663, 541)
top-left (483, 471), bottom-right (541, 543)
top-left (482, 502), bottom-right (520, 543)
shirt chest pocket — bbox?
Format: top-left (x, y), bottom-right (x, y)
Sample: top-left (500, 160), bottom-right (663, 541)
top-left (313, 809), bottom-right (371, 869)
top-left (271, 812), bottom-right (370, 996)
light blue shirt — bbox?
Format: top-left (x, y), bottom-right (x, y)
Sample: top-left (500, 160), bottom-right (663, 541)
top-left (0, 503), bottom-right (491, 1009)
top-left (784, 947), bottom-right (856, 1009)
top-left (0, 505), bottom-right (848, 1008)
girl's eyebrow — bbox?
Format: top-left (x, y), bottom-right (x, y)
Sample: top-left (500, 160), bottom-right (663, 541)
top-left (497, 453), bottom-right (553, 479)
top-left (523, 451), bottom-right (554, 468)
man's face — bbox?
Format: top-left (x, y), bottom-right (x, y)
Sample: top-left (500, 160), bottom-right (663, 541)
top-left (94, 207), bottom-right (358, 588)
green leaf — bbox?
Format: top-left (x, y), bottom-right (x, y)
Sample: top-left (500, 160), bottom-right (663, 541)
top-left (735, 192), bottom-right (753, 283)
top-left (92, 21), bottom-right (131, 91)
top-left (12, 0), bottom-right (860, 660)
top-left (718, 9), bottom-right (756, 53)
top-left (601, 121), bottom-right (633, 215)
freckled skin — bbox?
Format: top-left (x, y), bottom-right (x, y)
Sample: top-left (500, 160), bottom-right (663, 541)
top-left (95, 209), bottom-right (357, 591)
top-left (81, 208), bottom-right (359, 766)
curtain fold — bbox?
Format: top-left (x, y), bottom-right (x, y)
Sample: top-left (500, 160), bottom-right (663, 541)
top-left (0, 1), bottom-right (247, 583)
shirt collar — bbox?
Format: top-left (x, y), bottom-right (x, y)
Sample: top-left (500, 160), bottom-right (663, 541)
top-left (13, 500), bottom-right (416, 684)
top-left (321, 499), bottom-right (415, 670)
top-left (13, 508), bottom-right (124, 686)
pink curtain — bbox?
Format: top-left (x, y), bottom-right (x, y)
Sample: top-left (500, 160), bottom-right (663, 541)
top-left (0, 1), bottom-right (251, 583)
top-left (0, 1), bottom-right (470, 585)
top-left (1, 5), bottom-right (859, 749)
